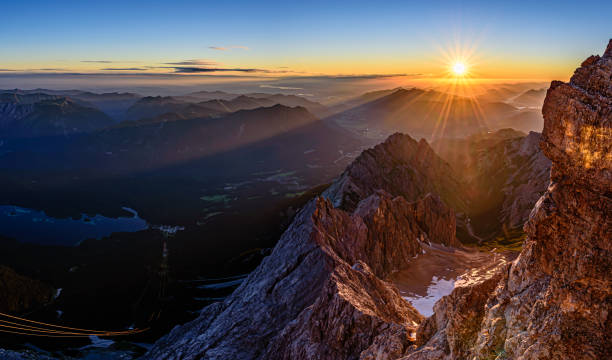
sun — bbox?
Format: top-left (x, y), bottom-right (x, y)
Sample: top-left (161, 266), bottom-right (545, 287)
top-left (452, 62), bottom-right (466, 76)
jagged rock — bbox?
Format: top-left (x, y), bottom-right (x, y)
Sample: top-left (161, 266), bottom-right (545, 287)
top-left (146, 134), bottom-right (461, 360)
top-left (324, 133), bottom-right (467, 216)
top-left (408, 39), bottom-right (612, 360)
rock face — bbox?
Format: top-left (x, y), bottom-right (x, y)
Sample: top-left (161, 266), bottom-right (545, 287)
top-left (146, 134), bottom-right (461, 360)
top-left (407, 39), bottom-right (612, 360)
top-left (324, 133), bottom-right (467, 220)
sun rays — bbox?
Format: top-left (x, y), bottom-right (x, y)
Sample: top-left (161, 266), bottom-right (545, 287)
top-left (424, 38), bottom-right (492, 141)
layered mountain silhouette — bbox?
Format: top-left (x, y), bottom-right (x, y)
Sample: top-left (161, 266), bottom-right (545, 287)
top-left (0, 93), bottom-right (114, 138)
top-left (329, 87), bottom-right (543, 140)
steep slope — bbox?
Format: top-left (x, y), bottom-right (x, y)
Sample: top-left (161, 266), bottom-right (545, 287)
top-left (324, 133), bottom-right (467, 215)
top-left (407, 39), bottom-right (612, 360)
top-left (146, 134), bottom-right (463, 360)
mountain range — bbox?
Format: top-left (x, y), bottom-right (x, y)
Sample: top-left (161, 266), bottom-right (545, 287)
top-left (144, 40), bottom-right (612, 360)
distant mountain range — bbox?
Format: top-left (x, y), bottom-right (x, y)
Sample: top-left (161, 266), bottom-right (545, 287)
top-left (329, 87), bottom-right (544, 140)
top-left (0, 93), bottom-right (114, 138)
top-left (510, 88), bottom-right (547, 108)
top-left (124, 93), bottom-right (329, 123)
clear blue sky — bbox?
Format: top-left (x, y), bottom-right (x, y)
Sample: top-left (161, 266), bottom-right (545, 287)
top-left (1, 0), bottom-right (610, 80)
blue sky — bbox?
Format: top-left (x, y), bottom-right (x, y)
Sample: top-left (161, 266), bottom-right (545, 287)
top-left (1, 0), bottom-right (610, 81)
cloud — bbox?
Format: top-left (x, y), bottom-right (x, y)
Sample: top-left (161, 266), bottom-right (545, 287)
top-left (209, 45), bottom-right (249, 51)
top-left (101, 67), bottom-right (149, 71)
top-left (170, 67), bottom-right (262, 73)
top-left (281, 73), bottom-right (423, 80)
top-left (164, 59), bottom-right (218, 66)
top-left (0, 69), bottom-right (17, 71)
top-left (81, 60), bottom-right (114, 63)
top-left (260, 84), bottom-right (303, 90)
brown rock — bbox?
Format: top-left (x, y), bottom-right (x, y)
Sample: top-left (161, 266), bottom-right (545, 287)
top-left (146, 169), bottom-right (458, 359)
top-left (408, 39), bottom-right (612, 360)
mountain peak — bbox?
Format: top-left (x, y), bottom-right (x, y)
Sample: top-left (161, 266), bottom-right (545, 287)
top-left (604, 38), bottom-right (612, 58)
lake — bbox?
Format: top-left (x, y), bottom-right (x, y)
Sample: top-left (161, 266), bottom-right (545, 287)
top-left (0, 205), bottom-right (149, 246)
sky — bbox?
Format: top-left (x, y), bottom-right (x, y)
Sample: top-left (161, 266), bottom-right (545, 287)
top-left (1, 0), bottom-right (611, 90)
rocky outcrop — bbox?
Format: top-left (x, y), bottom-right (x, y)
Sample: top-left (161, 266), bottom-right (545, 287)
top-left (407, 39), bottom-right (612, 360)
top-left (0, 265), bottom-right (55, 314)
top-left (146, 134), bottom-right (461, 360)
top-left (324, 133), bottom-right (467, 226)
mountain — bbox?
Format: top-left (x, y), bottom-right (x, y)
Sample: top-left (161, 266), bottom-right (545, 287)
top-left (330, 88), bottom-right (528, 140)
top-left (496, 108), bottom-right (544, 133)
top-left (475, 86), bottom-right (523, 103)
top-left (324, 133), bottom-right (468, 214)
top-left (175, 90), bottom-right (237, 102)
top-left (0, 94), bottom-right (114, 138)
top-left (146, 133), bottom-right (464, 359)
top-left (407, 39), bottom-right (612, 360)
top-left (327, 87), bottom-right (403, 113)
top-left (1, 105), bottom-right (330, 175)
top-left (245, 93), bottom-right (329, 117)
top-left (0, 104), bottom-right (368, 225)
top-left (147, 40), bottom-right (611, 360)
top-left (433, 129), bottom-right (551, 242)
top-left (511, 88), bottom-right (547, 108)
top-left (123, 94), bottom-right (328, 123)
top-left (124, 96), bottom-right (196, 121)
top-left (1, 89), bottom-right (141, 120)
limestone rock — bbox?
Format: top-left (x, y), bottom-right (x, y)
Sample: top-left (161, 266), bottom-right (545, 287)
top-left (409, 39), bottom-right (612, 360)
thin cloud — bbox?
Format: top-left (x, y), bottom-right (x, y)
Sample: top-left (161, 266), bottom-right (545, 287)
top-left (101, 67), bottom-right (149, 71)
top-left (0, 69), bottom-right (17, 71)
top-left (81, 60), bottom-right (114, 63)
top-left (260, 84), bottom-right (303, 90)
top-left (209, 45), bottom-right (249, 51)
top-left (164, 59), bottom-right (218, 66)
top-left (281, 73), bottom-right (423, 80)
top-left (170, 67), bottom-right (262, 73)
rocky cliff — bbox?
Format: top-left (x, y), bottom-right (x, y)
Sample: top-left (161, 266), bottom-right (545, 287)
top-left (146, 134), bottom-right (462, 360)
top-left (406, 39), bottom-right (612, 360)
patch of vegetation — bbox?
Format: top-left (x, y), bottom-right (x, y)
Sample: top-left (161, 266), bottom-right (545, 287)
top-left (480, 227), bottom-right (526, 253)
top-left (200, 194), bottom-right (231, 203)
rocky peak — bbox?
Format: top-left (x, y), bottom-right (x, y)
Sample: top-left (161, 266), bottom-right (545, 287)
top-left (146, 133), bottom-right (461, 359)
top-left (324, 133), bottom-right (467, 215)
top-left (408, 39), bottom-right (611, 360)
